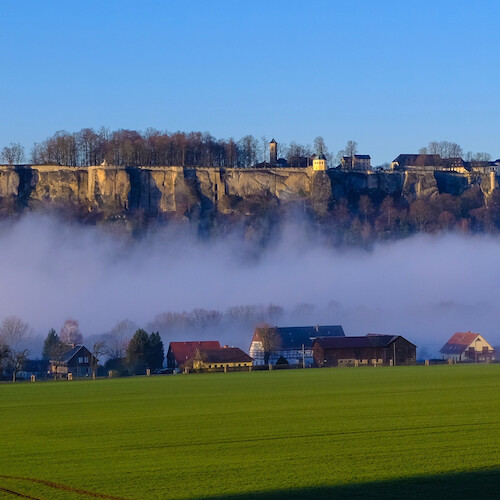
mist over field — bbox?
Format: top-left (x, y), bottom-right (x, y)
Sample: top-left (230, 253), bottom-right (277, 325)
top-left (0, 214), bottom-right (499, 358)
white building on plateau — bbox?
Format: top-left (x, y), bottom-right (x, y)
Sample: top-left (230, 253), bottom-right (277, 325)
top-left (249, 325), bottom-right (345, 366)
top-left (440, 332), bottom-right (496, 362)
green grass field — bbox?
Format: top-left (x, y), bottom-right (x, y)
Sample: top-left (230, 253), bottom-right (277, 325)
top-left (0, 365), bottom-right (499, 499)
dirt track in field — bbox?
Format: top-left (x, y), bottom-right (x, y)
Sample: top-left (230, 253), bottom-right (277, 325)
top-left (0, 476), bottom-right (129, 499)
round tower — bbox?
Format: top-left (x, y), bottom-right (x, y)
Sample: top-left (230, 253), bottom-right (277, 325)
top-left (269, 139), bottom-right (278, 165)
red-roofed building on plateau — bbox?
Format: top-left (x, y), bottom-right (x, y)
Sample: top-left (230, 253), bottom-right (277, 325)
top-left (166, 341), bottom-right (221, 370)
top-left (312, 334), bottom-right (416, 367)
top-left (440, 332), bottom-right (495, 362)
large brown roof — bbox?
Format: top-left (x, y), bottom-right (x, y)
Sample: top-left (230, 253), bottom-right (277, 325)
top-left (194, 347), bottom-right (253, 364)
top-left (168, 341), bottom-right (221, 367)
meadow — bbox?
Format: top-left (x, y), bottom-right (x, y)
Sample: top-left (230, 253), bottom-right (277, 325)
top-left (0, 365), bottom-right (498, 499)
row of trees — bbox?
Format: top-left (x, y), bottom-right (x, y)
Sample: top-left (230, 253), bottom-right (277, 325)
top-left (3, 131), bottom-right (493, 169)
top-left (418, 141), bottom-right (492, 162)
top-left (1, 129), bottom-right (333, 168)
top-left (316, 187), bottom-right (500, 247)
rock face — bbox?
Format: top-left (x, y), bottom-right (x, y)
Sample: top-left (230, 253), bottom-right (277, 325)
top-left (0, 164), bottom-right (496, 221)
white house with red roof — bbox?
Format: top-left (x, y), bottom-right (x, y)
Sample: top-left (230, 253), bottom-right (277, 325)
top-left (440, 332), bottom-right (495, 362)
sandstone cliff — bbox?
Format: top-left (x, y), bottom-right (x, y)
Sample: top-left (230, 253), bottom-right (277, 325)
top-left (0, 165), bottom-right (496, 222)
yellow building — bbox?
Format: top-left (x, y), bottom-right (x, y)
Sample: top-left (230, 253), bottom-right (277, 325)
top-left (190, 347), bottom-right (253, 372)
top-left (312, 153), bottom-right (328, 171)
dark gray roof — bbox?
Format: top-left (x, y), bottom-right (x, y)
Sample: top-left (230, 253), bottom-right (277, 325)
top-left (255, 325), bottom-right (344, 349)
top-left (315, 334), bottom-right (414, 349)
top-left (52, 345), bottom-right (96, 364)
top-left (60, 345), bottom-right (84, 363)
top-left (195, 347), bottom-right (253, 363)
top-left (392, 154), bottom-right (442, 166)
top-left (314, 153), bottom-right (327, 160)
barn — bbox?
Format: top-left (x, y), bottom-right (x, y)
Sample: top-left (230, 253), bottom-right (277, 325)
top-left (166, 341), bottom-right (221, 370)
top-left (249, 325), bottom-right (345, 366)
top-left (313, 334), bottom-right (416, 367)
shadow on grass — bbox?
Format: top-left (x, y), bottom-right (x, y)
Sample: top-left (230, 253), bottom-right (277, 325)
top-left (198, 468), bottom-right (500, 500)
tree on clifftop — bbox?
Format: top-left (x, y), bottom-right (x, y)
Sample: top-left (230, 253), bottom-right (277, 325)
top-left (60, 319), bottom-right (83, 345)
top-left (257, 323), bottom-right (281, 365)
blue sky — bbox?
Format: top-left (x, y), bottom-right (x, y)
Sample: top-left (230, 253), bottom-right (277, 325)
top-left (1, 0), bottom-right (499, 165)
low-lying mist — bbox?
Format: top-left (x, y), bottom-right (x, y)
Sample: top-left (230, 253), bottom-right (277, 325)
top-left (1, 214), bottom-right (499, 358)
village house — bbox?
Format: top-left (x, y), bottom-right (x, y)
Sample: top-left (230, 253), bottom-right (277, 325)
top-left (340, 155), bottom-right (371, 171)
top-left (440, 332), bottom-right (496, 362)
top-left (166, 341), bottom-right (221, 370)
top-left (249, 325), bottom-right (345, 366)
top-left (391, 154), bottom-right (497, 174)
top-left (312, 334), bottom-right (416, 367)
top-left (186, 346), bottom-right (253, 373)
top-left (50, 345), bottom-right (97, 378)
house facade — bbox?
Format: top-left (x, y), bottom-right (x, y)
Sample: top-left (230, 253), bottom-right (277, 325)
top-left (313, 334), bottom-right (416, 367)
top-left (50, 345), bottom-right (97, 378)
top-left (249, 325), bottom-right (345, 366)
top-left (188, 347), bottom-right (253, 372)
top-left (166, 341), bottom-right (221, 369)
top-left (341, 155), bottom-right (371, 171)
top-left (440, 332), bottom-right (496, 362)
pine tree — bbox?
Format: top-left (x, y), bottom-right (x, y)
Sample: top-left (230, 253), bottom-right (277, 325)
top-left (42, 329), bottom-right (63, 360)
top-left (147, 332), bottom-right (164, 370)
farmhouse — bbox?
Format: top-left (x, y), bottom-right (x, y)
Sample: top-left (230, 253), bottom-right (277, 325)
top-left (312, 334), bottom-right (416, 367)
top-left (249, 325), bottom-right (345, 366)
top-left (187, 347), bottom-right (253, 372)
top-left (166, 341), bottom-right (221, 370)
top-left (440, 332), bottom-right (496, 362)
top-left (50, 344), bottom-right (97, 378)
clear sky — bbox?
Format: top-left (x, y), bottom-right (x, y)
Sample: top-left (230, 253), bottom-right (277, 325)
top-left (1, 0), bottom-right (499, 165)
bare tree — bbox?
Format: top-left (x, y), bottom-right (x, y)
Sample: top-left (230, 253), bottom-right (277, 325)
top-left (50, 342), bottom-right (68, 380)
top-left (238, 135), bottom-right (258, 167)
top-left (336, 140), bottom-right (358, 169)
top-left (0, 343), bottom-right (11, 377)
top-left (313, 136), bottom-right (327, 155)
top-left (422, 141), bottom-right (463, 159)
top-left (104, 319), bottom-right (137, 359)
top-left (60, 318), bottom-right (83, 345)
top-left (91, 341), bottom-right (107, 380)
top-left (1, 143), bottom-right (25, 164)
top-left (9, 349), bottom-right (29, 383)
top-left (0, 316), bottom-right (31, 349)
top-left (256, 323), bottom-right (282, 365)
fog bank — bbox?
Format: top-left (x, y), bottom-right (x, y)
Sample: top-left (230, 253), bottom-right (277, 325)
top-left (1, 215), bottom-right (499, 357)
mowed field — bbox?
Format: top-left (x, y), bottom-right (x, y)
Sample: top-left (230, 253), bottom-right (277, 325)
top-left (0, 365), bottom-right (499, 500)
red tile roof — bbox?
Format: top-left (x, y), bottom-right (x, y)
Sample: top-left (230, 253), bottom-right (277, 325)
top-left (439, 332), bottom-right (481, 355)
top-left (168, 341), bottom-right (221, 367)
